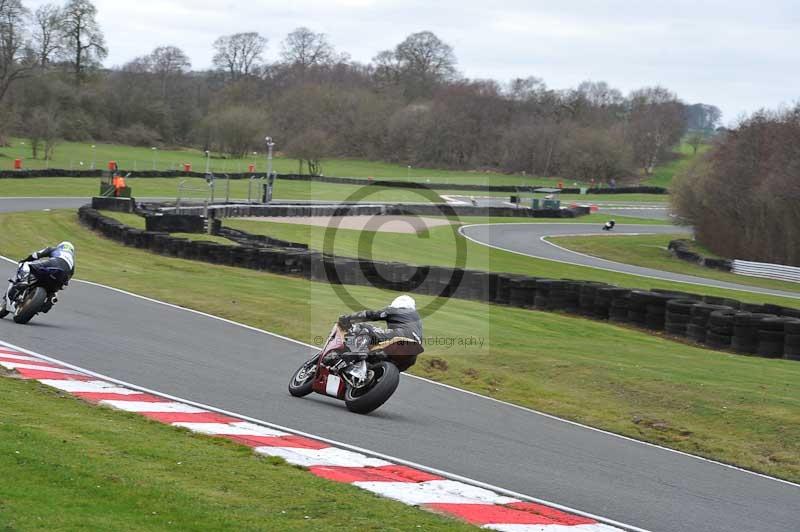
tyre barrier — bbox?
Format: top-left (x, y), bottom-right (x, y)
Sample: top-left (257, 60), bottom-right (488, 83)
top-left (78, 204), bottom-right (800, 361)
top-left (167, 202), bottom-right (589, 220)
top-left (668, 239), bottom-right (733, 272)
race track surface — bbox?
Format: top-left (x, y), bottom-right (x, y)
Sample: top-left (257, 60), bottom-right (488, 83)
top-left (461, 223), bottom-right (800, 299)
top-left (1, 270), bottom-right (797, 532)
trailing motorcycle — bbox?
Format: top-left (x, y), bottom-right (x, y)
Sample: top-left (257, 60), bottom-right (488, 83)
top-left (1, 262), bottom-right (67, 324)
top-left (288, 322), bottom-right (423, 414)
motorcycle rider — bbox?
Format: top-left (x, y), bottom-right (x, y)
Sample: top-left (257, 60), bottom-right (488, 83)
top-left (336, 294), bottom-right (423, 371)
top-left (602, 220), bottom-right (616, 231)
top-left (1, 241), bottom-right (76, 316)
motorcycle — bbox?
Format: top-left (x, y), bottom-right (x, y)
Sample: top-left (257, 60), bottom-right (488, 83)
top-left (288, 322), bottom-right (423, 414)
top-left (1, 262), bottom-right (66, 324)
top-left (602, 220), bottom-right (616, 231)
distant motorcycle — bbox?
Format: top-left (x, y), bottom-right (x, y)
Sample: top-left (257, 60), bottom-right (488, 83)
top-left (1, 262), bottom-right (66, 324)
top-left (602, 220), bottom-right (616, 231)
top-left (288, 322), bottom-right (423, 414)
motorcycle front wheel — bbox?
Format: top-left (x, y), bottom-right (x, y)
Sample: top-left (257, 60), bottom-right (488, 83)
top-left (13, 287), bottom-right (47, 324)
top-left (288, 355), bottom-right (319, 397)
top-left (344, 361), bottom-right (400, 414)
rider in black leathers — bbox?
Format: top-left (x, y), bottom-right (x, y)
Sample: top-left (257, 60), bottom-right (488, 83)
top-left (2, 242), bottom-right (75, 316)
top-left (337, 294), bottom-right (423, 370)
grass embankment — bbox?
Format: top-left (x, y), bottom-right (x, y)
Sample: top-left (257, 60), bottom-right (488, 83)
top-left (0, 177), bottom-right (442, 203)
top-left (224, 218), bottom-right (800, 308)
top-left (547, 234), bottom-right (800, 295)
top-left (0, 374), bottom-right (473, 531)
top-left (0, 138), bottom-right (559, 186)
top-left (99, 211), bottom-right (238, 246)
top-left (1, 209), bottom-right (798, 482)
top-left (642, 143), bottom-right (710, 188)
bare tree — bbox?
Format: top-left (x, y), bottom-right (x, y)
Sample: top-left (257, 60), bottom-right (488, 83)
top-left (280, 27), bottom-right (335, 70)
top-left (284, 128), bottom-right (332, 175)
top-left (687, 131), bottom-right (704, 155)
top-left (26, 105), bottom-right (61, 160)
top-left (374, 31), bottom-right (457, 99)
top-left (626, 86), bottom-right (686, 174)
top-left (212, 32), bottom-right (266, 81)
top-left (32, 3), bottom-right (63, 67)
top-left (61, 0), bottom-right (107, 85)
top-left (0, 0), bottom-right (34, 103)
top-left (149, 45), bottom-right (190, 97)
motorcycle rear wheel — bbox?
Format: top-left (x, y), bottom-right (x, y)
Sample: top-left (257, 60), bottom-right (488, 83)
top-left (13, 287), bottom-right (47, 324)
top-left (288, 356), bottom-right (319, 397)
top-left (344, 361), bottom-right (400, 414)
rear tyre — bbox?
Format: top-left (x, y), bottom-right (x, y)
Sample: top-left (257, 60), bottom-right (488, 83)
top-left (288, 356), bottom-right (319, 397)
top-left (12, 287), bottom-right (46, 324)
top-left (344, 361), bottom-right (400, 415)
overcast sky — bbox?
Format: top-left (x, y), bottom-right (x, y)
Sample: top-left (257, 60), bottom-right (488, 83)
top-left (28, 0), bottom-right (800, 124)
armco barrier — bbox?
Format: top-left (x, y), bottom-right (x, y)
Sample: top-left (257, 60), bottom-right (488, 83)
top-left (77, 205), bottom-right (800, 361)
top-left (732, 260), bottom-right (800, 283)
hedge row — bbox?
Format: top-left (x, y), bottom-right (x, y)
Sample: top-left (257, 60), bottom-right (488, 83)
top-left (168, 202), bottom-right (590, 219)
top-left (78, 205), bottom-right (800, 361)
top-left (668, 239), bottom-right (732, 271)
top-left (0, 168), bottom-right (667, 194)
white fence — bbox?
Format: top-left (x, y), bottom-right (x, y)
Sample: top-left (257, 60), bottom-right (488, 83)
top-left (732, 260), bottom-right (800, 284)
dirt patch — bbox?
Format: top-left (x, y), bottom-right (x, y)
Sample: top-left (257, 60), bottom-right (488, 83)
top-left (233, 215), bottom-right (453, 234)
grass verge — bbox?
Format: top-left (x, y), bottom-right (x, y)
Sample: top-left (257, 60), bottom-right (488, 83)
top-left (0, 209), bottom-right (798, 482)
top-left (223, 217), bottom-right (800, 309)
top-left (547, 234), bottom-right (800, 295)
top-left (0, 373), bottom-right (473, 531)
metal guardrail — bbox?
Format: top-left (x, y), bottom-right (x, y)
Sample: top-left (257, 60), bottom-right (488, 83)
top-left (732, 260), bottom-right (800, 283)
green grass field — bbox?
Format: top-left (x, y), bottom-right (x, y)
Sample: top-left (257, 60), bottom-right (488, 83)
top-left (0, 177), bottom-right (443, 203)
top-left (1, 209), bottom-right (798, 483)
top-left (0, 138), bottom-right (562, 186)
top-left (0, 138), bottom-right (701, 188)
top-left (642, 143), bottom-right (710, 188)
top-left (223, 217), bottom-right (800, 308)
top-left (0, 374), bottom-right (473, 531)
top-left (547, 234), bottom-right (800, 295)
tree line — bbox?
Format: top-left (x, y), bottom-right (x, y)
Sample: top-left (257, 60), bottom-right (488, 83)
top-left (672, 105), bottom-right (800, 266)
top-left (0, 0), bottom-right (721, 179)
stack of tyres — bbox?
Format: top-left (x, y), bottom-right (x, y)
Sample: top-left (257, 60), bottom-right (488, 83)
top-left (609, 291), bottom-right (631, 322)
top-left (706, 310), bottom-right (738, 349)
top-left (702, 295), bottom-right (741, 309)
top-left (664, 299), bottom-right (697, 336)
top-left (508, 278), bottom-right (537, 308)
top-left (563, 281), bottom-right (583, 314)
top-left (579, 283), bottom-right (608, 316)
top-left (536, 280), bottom-right (569, 310)
top-left (784, 320), bottom-right (800, 360)
top-left (731, 313), bottom-right (772, 354)
top-left (495, 274), bottom-right (525, 305)
top-left (644, 293), bottom-right (674, 330)
top-left (627, 291), bottom-right (652, 325)
top-left (740, 302), bottom-right (770, 313)
top-left (757, 317), bottom-right (794, 358)
top-left (595, 287), bottom-right (629, 320)
top-left (533, 279), bottom-right (552, 309)
top-left (688, 304), bottom-right (733, 344)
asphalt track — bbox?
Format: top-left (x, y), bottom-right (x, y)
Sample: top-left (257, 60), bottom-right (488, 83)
top-left (1, 270), bottom-right (799, 532)
top-left (461, 223), bottom-right (800, 300)
top-left (1, 197), bottom-right (799, 531)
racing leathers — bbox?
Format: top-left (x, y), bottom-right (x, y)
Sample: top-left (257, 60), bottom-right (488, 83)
top-left (337, 306), bottom-right (423, 370)
top-left (3, 243), bottom-right (75, 312)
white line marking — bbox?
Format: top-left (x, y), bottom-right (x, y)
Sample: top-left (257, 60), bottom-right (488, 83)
top-left (40, 379), bottom-right (142, 394)
top-left (0, 338), bottom-right (652, 532)
top-left (0, 361), bottom-right (81, 374)
top-left (457, 224), bottom-right (800, 300)
top-left (2, 253), bottom-right (797, 493)
top-left (484, 525), bottom-right (623, 532)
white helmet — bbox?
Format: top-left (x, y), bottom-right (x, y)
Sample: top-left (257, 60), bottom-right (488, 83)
top-left (390, 295), bottom-right (416, 310)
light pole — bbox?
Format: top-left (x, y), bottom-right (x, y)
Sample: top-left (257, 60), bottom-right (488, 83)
top-left (205, 150), bottom-right (211, 173)
top-left (265, 137), bottom-right (275, 176)
top-left (151, 147), bottom-right (158, 171)
top-left (407, 165), bottom-right (411, 179)
top-left (91, 145), bottom-right (96, 169)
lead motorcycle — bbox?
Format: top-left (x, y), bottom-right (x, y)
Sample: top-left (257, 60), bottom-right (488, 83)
top-left (288, 322), bottom-right (423, 414)
top-left (1, 262), bottom-right (66, 324)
